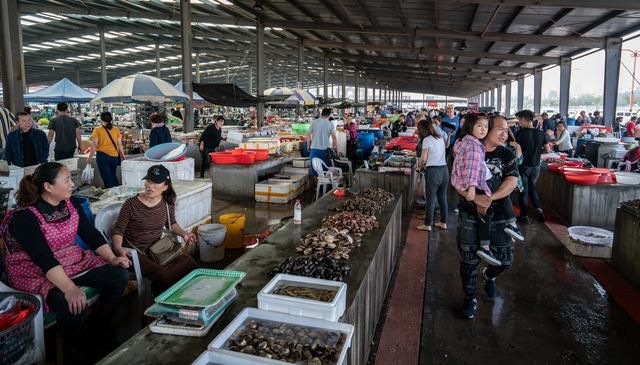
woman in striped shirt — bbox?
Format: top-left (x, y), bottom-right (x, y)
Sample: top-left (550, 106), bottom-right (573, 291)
top-left (111, 165), bottom-right (197, 294)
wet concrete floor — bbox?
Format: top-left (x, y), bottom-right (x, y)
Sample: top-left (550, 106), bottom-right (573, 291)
top-left (421, 213), bottom-right (640, 365)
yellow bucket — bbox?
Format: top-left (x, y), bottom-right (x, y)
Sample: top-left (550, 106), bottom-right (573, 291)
top-left (219, 213), bottom-right (246, 249)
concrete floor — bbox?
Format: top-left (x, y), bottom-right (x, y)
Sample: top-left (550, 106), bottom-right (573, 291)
top-left (420, 213), bottom-right (640, 365)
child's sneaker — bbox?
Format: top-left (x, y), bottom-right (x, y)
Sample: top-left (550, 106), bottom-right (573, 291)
top-left (504, 223), bottom-right (524, 241)
top-left (461, 297), bottom-right (477, 319)
top-left (476, 247), bottom-right (501, 266)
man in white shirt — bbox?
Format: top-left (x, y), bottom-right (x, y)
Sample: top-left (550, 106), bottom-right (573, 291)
top-left (307, 108), bottom-right (337, 177)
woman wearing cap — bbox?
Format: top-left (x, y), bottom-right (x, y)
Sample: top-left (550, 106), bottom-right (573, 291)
top-left (87, 111), bottom-right (125, 188)
top-left (2, 162), bottom-right (130, 361)
top-left (111, 165), bottom-right (197, 294)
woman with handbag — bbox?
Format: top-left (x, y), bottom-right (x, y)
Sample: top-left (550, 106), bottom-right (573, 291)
top-left (87, 112), bottom-right (125, 188)
top-left (2, 162), bottom-right (130, 362)
top-left (111, 165), bottom-right (198, 294)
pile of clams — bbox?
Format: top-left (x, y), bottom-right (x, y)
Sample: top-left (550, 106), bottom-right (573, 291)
top-left (272, 256), bottom-right (351, 281)
top-left (296, 227), bottom-right (360, 260)
top-left (321, 212), bottom-right (379, 235)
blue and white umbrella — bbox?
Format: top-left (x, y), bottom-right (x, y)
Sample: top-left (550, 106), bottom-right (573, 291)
top-left (263, 87), bottom-right (294, 97)
top-left (174, 80), bottom-right (205, 102)
top-left (284, 88), bottom-right (318, 105)
top-left (91, 74), bottom-right (189, 104)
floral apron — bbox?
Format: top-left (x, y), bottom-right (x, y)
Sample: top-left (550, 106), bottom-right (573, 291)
top-left (3, 199), bottom-right (107, 312)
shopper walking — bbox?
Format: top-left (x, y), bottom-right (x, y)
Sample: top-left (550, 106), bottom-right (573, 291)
top-left (515, 110), bottom-right (549, 223)
top-left (5, 112), bottom-right (49, 167)
top-left (199, 115), bottom-right (223, 178)
top-left (0, 105), bottom-right (17, 160)
top-left (87, 112), bottom-right (125, 188)
top-left (307, 108), bottom-right (338, 176)
top-left (416, 118), bottom-right (448, 232)
top-left (148, 112), bottom-right (172, 148)
top-left (47, 103), bottom-right (82, 160)
top-left (457, 117), bottom-right (519, 319)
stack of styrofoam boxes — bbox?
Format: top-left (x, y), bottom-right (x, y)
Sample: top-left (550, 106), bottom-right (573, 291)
top-left (282, 158), bottom-right (311, 191)
top-left (0, 165), bottom-right (24, 207)
top-left (121, 157), bottom-right (195, 188)
top-left (268, 174), bottom-right (306, 201)
top-left (257, 274), bottom-right (347, 322)
top-left (173, 180), bottom-right (213, 229)
top-left (254, 181), bottom-right (294, 204)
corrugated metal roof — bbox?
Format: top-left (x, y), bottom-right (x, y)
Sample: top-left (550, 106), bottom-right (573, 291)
top-left (8, 0), bottom-right (640, 97)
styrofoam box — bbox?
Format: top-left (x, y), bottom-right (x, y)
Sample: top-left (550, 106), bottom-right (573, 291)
top-left (258, 274), bottom-right (347, 322)
top-left (292, 157), bottom-right (310, 168)
top-left (121, 157), bottom-right (194, 187)
top-left (255, 181), bottom-right (292, 204)
top-left (58, 157), bottom-right (79, 172)
top-left (282, 166), bottom-right (311, 190)
top-left (268, 174), bottom-right (306, 200)
top-left (173, 180), bottom-right (212, 228)
top-left (208, 308), bottom-right (354, 365)
top-left (192, 350), bottom-right (258, 365)
top-left (241, 138), bottom-right (281, 154)
top-left (0, 165), bottom-right (24, 206)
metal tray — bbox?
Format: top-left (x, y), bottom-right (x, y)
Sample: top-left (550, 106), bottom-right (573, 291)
top-left (155, 269), bottom-right (245, 308)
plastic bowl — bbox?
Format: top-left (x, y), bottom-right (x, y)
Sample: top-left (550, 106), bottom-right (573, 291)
top-left (589, 168), bottom-right (612, 174)
top-left (244, 149), bottom-right (269, 161)
top-left (561, 168), bottom-right (592, 175)
top-left (597, 173), bottom-right (617, 184)
top-left (548, 164), bottom-right (563, 173)
top-left (231, 148), bottom-right (246, 155)
top-left (235, 151), bottom-right (256, 165)
top-left (614, 172), bottom-right (640, 185)
top-left (210, 152), bottom-right (236, 164)
top-left (564, 161), bottom-right (584, 168)
top-left (564, 172), bottom-right (601, 185)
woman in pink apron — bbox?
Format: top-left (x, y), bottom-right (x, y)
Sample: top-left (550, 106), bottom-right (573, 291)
top-left (1, 162), bottom-right (130, 363)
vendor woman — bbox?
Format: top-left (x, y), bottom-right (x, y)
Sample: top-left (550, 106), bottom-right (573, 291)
top-left (2, 162), bottom-right (130, 359)
top-left (112, 165), bottom-right (197, 294)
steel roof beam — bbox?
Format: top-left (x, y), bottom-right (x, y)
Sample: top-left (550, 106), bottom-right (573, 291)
top-left (449, 1), bottom-right (640, 11)
top-left (351, 62), bottom-right (519, 81)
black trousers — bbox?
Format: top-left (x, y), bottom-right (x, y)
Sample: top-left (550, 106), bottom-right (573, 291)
top-left (55, 149), bottom-right (75, 161)
top-left (46, 264), bottom-right (129, 336)
top-left (200, 148), bottom-right (214, 178)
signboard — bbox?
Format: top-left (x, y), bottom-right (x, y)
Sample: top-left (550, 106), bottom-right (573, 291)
top-left (468, 102), bottom-right (479, 112)
top-left (427, 101), bottom-right (438, 108)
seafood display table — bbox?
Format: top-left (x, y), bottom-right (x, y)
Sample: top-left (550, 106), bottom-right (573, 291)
top-left (210, 157), bottom-right (293, 199)
top-left (99, 192), bottom-right (402, 365)
top-left (537, 169), bottom-right (640, 229)
top-left (354, 166), bottom-right (417, 213)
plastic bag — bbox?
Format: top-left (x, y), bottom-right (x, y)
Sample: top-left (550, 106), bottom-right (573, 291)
top-left (81, 165), bottom-right (94, 184)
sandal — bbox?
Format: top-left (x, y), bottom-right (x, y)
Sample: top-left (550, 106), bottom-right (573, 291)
top-left (434, 223), bottom-right (447, 230)
top-left (416, 224), bottom-right (432, 231)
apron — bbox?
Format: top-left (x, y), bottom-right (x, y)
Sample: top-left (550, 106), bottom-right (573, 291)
top-left (4, 199), bottom-right (108, 312)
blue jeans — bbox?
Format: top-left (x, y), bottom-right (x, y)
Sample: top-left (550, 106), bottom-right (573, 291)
top-left (96, 151), bottom-right (120, 188)
top-left (518, 165), bottom-right (542, 217)
top-left (423, 166), bottom-right (449, 225)
top-left (309, 148), bottom-right (330, 177)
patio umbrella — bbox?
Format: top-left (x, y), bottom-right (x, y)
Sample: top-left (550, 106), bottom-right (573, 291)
top-left (91, 74), bottom-right (189, 104)
top-left (263, 87), bottom-right (294, 97)
top-left (284, 88), bottom-right (317, 106)
top-left (24, 78), bottom-right (95, 103)
top-left (174, 80), bottom-right (205, 102)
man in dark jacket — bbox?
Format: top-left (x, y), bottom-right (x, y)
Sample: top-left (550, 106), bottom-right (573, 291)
top-left (199, 115), bottom-right (224, 178)
top-left (5, 112), bottom-right (49, 167)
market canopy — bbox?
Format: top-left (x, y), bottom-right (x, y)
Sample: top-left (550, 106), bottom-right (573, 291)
top-left (284, 89), bottom-right (317, 106)
top-left (174, 80), bottom-right (205, 102)
top-left (24, 78), bottom-right (95, 103)
top-left (92, 74), bottom-right (189, 104)
top-left (192, 83), bottom-right (279, 107)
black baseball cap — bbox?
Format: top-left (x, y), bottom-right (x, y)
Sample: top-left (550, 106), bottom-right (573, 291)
top-left (142, 165), bottom-right (171, 183)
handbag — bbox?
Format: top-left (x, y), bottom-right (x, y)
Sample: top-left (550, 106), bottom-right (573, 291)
top-left (128, 202), bottom-right (183, 267)
top-left (103, 126), bottom-right (123, 165)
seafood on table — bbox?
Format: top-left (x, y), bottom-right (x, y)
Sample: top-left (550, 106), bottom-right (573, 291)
top-left (297, 227), bottom-right (360, 260)
top-left (272, 284), bottom-right (338, 302)
top-left (357, 188), bottom-right (394, 206)
top-left (271, 256), bottom-right (351, 282)
top-left (321, 211), bottom-right (379, 235)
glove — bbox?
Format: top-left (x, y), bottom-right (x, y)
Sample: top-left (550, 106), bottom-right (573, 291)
top-left (81, 165), bottom-right (94, 184)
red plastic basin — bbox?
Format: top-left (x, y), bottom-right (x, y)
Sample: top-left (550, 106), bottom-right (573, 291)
top-left (210, 151), bottom-right (236, 164)
top-left (564, 161), bottom-right (584, 168)
top-left (235, 151), bottom-right (256, 164)
top-left (244, 148), bottom-right (269, 161)
top-left (597, 173), bottom-right (617, 184)
top-left (564, 172), bottom-right (601, 185)
top-left (561, 168), bottom-right (592, 176)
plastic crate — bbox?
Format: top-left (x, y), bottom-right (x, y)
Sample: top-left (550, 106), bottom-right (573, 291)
top-left (0, 293), bottom-right (41, 365)
top-left (208, 308), bottom-right (354, 365)
top-left (258, 274), bottom-right (347, 322)
top-left (121, 157), bottom-right (194, 187)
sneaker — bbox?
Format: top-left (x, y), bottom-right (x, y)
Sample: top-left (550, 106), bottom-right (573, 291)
top-left (482, 267), bottom-right (496, 298)
top-left (461, 297), bottom-right (478, 319)
top-left (536, 208), bottom-right (545, 222)
top-left (453, 208), bottom-right (459, 214)
top-left (504, 223), bottom-right (524, 241)
top-left (476, 247), bottom-right (502, 266)
top-left (517, 216), bottom-right (530, 224)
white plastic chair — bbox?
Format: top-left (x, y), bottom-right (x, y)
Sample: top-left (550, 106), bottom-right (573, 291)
top-left (311, 157), bottom-right (344, 201)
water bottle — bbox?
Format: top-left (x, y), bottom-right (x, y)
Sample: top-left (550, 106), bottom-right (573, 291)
top-left (294, 199), bottom-right (302, 224)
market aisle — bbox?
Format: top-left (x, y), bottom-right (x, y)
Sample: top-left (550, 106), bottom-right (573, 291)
top-left (420, 214), bottom-right (640, 365)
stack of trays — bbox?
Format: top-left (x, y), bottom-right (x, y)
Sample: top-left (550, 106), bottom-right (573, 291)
top-left (146, 269), bottom-right (245, 337)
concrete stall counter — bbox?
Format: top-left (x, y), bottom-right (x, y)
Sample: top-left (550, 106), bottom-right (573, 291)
top-left (355, 167), bottom-right (417, 213)
top-left (210, 157), bottom-right (292, 199)
top-left (99, 191), bottom-right (402, 365)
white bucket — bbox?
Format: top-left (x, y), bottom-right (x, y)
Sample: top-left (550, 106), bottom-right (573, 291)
top-left (198, 224), bottom-right (227, 262)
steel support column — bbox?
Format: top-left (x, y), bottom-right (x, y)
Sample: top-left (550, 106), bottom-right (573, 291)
top-left (283, 72), bottom-right (287, 88)
top-left (99, 28), bottom-right (107, 87)
top-left (75, 69), bottom-right (80, 85)
top-left (505, 82), bottom-right (512, 117)
top-left (533, 68), bottom-right (542, 114)
top-left (297, 37), bottom-right (304, 88)
top-left (517, 76), bottom-right (525, 111)
top-left (354, 69), bottom-right (359, 113)
top-left (179, 0), bottom-right (193, 132)
top-left (323, 52), bottom-right (328, 98)
top-left (497, 86), bottom-right (502, 114)
top-left (364, 76), bottom-right (368, 113)
top-left (559, 57), bottom-right (571, 117)
top-left (267, 70), bottom-right (271, 89)
top-left (195, 53), bottom-right (201, 83)
top-left (341, 64), bottom-right (346, 99)
top-left (0, 0), bottom-right (23, 113)
top-left (155, 39), bottom-right (161, 78)
top-left (225, 58), bottom-right (230, 83)
top-left (603, 37), bottom-right (622, 126)
top-left (248, 64), bottom-right (253, 94)
top-left (490, 88), bottom-right (496, 107)
top-left (256, 19), bottom-right (265, 127)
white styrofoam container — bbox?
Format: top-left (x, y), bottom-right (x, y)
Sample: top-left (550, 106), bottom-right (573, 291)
top-left (258, 274), bottom-right (347, 322)
top-left (0, 165), bottom-right (24, 207)
top-left (226, 130), bottom-right (245, 145)
top-left (208, 308), bottom-right (354, 365)
top-left (255, 181), bottom-right (292, 204)
top-left (58, 157), bottom-right (79, 172)
top-left (268, 174), bottom-right (305, 200)
top-left (292, 157), bottom-right (310, 168)
top-left (121, 157), bottom-right (194, 187)
top-left (174, 180), bottom-right (212, 228)
top-left (282, 166), bottom-right (311, 190)
top-left (242, 138), bottom-right (281, 154)
top-left (192, 350), bottom-right (258, 365)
